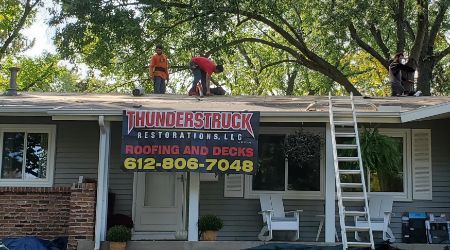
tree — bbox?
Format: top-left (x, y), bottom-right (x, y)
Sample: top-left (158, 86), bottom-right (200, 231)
top-left (344, 0), bottom-right (450, 95)
top-left (0, 53), bottom-right (92, 92)
top-left (52, 0), bottom-right (369, 95)
top-left (0, 0), bottom-right (42, 61)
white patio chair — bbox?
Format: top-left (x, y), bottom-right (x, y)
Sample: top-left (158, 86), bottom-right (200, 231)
top-left (258, 194), bottom-right (302, 241)
top-left (355, 196), bottom-right (396, 242)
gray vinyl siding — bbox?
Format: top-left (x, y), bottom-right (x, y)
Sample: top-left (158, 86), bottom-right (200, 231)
top-left (54, 121), bottom-right (100, 185)
top-left (200, 177), bottom-right (325, 241)
top-left (389, 118), bottom-right (450, 241)
top-left (5, 116), bottom-right (449, 242)
top-left (200, 119), bottom-right (450, 242)
top-left (109, 121), bottom-right (134, 216)
top-left (0, 117), bottom-right (99, 186)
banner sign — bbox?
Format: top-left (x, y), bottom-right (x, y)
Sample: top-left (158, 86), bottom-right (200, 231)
top-left (121, 110), bottom-right (260, 174)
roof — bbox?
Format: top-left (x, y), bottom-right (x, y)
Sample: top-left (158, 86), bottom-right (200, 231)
top-left (1, 93), bottom-right (449, 123)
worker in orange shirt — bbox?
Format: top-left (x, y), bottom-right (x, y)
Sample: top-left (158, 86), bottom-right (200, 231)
top-left (149, 45), bottom-right (169, 94)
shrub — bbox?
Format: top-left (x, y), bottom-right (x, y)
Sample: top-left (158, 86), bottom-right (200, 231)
top-left (198, 214), bottom-right (224, 232)
top-left (106, 225), bottom-right (132, 242)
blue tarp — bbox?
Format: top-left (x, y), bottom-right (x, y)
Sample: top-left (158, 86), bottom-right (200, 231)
top-left (245, 243), bottom-right (402, 250)
top-left (2, 236), bottom-right (67, 250)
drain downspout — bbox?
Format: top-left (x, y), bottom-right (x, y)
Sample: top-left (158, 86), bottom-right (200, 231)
top-left (95, 116), bottom-right (111, 250)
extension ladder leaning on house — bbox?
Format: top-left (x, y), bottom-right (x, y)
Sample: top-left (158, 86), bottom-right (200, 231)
top-left (328, 93), bottom-right (375, 249)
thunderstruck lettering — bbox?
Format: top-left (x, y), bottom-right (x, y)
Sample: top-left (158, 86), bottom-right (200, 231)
top-left (126, 111), bottom-right (255, 137)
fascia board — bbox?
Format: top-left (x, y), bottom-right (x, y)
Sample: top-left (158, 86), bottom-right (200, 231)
top-left (401, 102), bottom-right (450, 122)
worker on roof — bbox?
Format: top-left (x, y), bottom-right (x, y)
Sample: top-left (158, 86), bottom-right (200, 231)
top-left (188, 56), bottom-right (224, 97)
top-left (149, 45), bottom-right (169, 94)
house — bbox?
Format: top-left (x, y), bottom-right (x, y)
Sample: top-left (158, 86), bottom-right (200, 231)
top-left (0, 93), bottom-right (449, 249)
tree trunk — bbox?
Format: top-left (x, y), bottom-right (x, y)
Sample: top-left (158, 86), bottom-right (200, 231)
top-left (417, 58), bottom-right (434, 96)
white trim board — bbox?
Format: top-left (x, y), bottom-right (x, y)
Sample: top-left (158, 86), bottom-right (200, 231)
top-left (401, 102), bottom-right (450, 122)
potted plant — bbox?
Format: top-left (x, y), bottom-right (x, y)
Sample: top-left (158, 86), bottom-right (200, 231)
top-left (107, 225), bottom-right (132, 250)
top-left (359, 127), bottom-right (402, 190)
top-left (198, 214), bottom-right (224, 241)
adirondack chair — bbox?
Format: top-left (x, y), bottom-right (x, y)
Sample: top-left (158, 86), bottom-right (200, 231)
top-left (355, 196), bottom-right (396, 242)
top-left (258, 194), bottom-right (302, 241)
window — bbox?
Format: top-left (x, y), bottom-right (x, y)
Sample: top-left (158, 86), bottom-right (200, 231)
top-left (245, 128), bottom-right (324, 199)
top-left (339, 129), bottom-right (411, 201)
top-left (368, 129), bottom-right (411, 200)
top-left (0, 125), bottom-right (56, 187)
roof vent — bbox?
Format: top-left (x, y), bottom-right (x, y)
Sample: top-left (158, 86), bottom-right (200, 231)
top-left (6, 67), bottom-right (20, 96)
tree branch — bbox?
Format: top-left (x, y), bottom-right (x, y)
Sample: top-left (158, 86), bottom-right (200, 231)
top-left (404, 20), bottom-right (416, 41)
top-left (20, 62), bottom-right (56, 91)
top-left (0, 0), bottom-right (39, 60)
top-left (434, 45), bottom-right (450, 62)
top-left (369, 23), bottom-right (390, 59)
top-left (428, 1), bottom-right (450, 50)
top-left (348, 23), bottom-right (389, 69)
top-left (394, 0), bottom-right (406, 52)
top-left (408, 0), bottom-right (428, 63)
top-left (260, 60), bottom-right (299, 73)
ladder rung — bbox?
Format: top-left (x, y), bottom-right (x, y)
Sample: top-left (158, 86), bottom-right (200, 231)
top-left (339, 169), bottom-right (361, 175)
top-left (332, 107), bottom-right (353, 111)
top-left (337, 157), bottom-right (359, 162)
top-left (347, 242), bottom-right (373, 247)
top-left (331, 99), bottom-right (351, 103)
top-left (339, 169), bottom-right (361, 174)
top-left (341, 183), bottom-right (363, 188)
top-left (334, 121), bottom-right (354, 126)
top-left (344, 210), bottom-right (367, 216)
top-left (345, 226), bottom-right (371, 232)
top-left (336, 144), bottom-right (358, 149)
top-left (342, 196), bottom-right (366, 201)
top-left (335, 132), bottom-right (356, 137)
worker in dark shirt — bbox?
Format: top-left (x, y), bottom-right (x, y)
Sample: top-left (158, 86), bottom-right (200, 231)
top-left (389, 52), bottom-right (415, 96)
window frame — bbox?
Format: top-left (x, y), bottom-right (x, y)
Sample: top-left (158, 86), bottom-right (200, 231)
top-left (0, 124), bottom-right (56, 187)
top-left (366, 128), bottom-right (412, 201)
top-left (245, 127), bottom-right (325, 200)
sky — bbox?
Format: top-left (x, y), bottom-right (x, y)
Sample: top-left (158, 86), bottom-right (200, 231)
top-left (21, 3), bottom-right (56, 57)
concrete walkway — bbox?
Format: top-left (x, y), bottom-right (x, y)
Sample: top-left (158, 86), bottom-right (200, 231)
top-left (87, 241), bottom-right (449, 250)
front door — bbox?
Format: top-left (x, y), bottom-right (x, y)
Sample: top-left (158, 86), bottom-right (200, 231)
top-left (134, 172), bottom-right (185, 237)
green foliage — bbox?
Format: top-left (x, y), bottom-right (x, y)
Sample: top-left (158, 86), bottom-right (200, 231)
top-left (0, 53), bottom-right (81, 92)
top-left (0, 0), bottom-right (41, 60)
top-left (283, 130), bottom-right (322, 167)
top-left (106, 225), bottom-right (131, 242)
top-left (360, 127), bottom-right (402, 175)
top-left (198, 214), bottom-right (224, 232)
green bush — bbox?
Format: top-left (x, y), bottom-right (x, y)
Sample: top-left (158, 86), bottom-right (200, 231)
top-left (107, 225), bottom-right (132, 242)
top-left (198, 214), bottom-right (224, 232)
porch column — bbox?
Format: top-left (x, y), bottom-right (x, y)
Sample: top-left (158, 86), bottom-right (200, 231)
top-left (95, 116), bottom-right (111, 250)
top-left (325, 123), bottom-right (336, 242)
top-left (188, 172), bottom-right (200, 241)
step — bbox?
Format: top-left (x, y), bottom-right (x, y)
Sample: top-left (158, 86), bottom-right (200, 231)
top-left (342, 196), bottom-right (366, 201)
top-left (337, 157), bottom-right (359, 162)
top-left (344, 210), bottom-right (367, 217)
top-left (336, 144), bottom-right (358, 149)
top-left (345, 226), bottom-right (371, 232)
top-left (340, 183), bottom-right (363, 188)
top-left (334, 121), bottom-right (354, 126)
top-left (335, 132), bottom-right (356, 137)
top-left (339, 169), bottom-right (361, 175)
top-left (347, 242), bottom-right (373, 248)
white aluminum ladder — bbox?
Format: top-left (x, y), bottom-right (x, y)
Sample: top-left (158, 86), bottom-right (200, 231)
top-left (328, 93), bottom-right (375, 249)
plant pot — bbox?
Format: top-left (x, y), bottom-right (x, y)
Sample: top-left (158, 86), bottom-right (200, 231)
top-left (110, 241), bottom-right (126, 250)
top-left (201, 230), bottom-right (218, 241)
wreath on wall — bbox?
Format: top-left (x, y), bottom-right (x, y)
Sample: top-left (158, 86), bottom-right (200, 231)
top-left (282, 130), bottom-right (322, 167)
